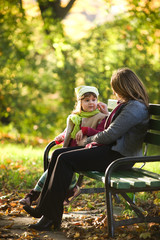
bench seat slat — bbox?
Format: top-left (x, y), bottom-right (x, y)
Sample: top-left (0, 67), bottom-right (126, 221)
top-left (110, 178), bottom-right (130, 189)
top-left (117, 178), bottom-right (146, 188)
top-left (137, 177), bottom-right (160, 187)
top-left (111, 169), bottom-right (160, 188)
top-left (81, 168), bottom-right (160, 189)
top-left (110, 171), bottom-right (146, 188)
top-left (133, 168), bottom-right (160, 180)
top-left (81, 171), bottom-right (131, 189)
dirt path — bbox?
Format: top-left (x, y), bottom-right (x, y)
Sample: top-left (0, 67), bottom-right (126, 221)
top-left (0, 215), bottom-right (68, 239)
top-left (0, 190), bottom-right (124, 240)
top-left (1, 191), bottom-right (159, 240)
top-left (0, 210), bottom-right (108, 240)
top-left (0, 208), bottom-right (118, 239)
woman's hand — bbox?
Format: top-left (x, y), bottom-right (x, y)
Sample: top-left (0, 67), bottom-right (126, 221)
top-left (77, 136), bottom-right (87, 146)
top-left (76, 130), bottom-right (83, 142)
top-left (97, 102), bottom-right (109, 115)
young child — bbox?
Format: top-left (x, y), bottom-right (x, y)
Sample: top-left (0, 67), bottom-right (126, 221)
top-left (19, 85), bottom-right (108, 206)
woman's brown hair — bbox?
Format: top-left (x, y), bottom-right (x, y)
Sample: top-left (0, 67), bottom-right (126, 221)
top-left (111, 68), bottom-right (149, 107)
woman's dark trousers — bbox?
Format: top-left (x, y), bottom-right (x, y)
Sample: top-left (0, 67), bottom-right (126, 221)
top-left (36, 145), bottom-right (124, 225)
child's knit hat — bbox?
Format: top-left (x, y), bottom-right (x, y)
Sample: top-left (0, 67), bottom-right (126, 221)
top-left (75, 86), bottom-right (99, 100)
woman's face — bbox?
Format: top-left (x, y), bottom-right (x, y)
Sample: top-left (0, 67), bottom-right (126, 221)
top-left (81, 94), bottom-right (98, 112)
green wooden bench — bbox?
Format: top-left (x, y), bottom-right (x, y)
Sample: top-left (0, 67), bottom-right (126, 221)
top-left (43, 100), bottom-right (160, 237)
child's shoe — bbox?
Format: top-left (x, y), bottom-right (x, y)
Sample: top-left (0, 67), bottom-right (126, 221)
top-left (19, 190), bottom-right (40, 206)
top-left (64, 185), bottom-right (81, 205)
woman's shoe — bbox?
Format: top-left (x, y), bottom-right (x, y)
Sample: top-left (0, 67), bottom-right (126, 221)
top-left (23, 205), bottom-right (42, 218)
top-left (29, 216), bottom-right (53, 231)
top-left (28, 216), bottom-right (60, 231)
top-left (19, 190), bottom-right (40, 206)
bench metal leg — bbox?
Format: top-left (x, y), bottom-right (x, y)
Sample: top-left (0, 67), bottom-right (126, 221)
top-left (105, 189), bottom-right (115, 237)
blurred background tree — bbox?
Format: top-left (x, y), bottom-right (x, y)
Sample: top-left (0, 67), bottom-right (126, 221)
top-left (0, 0), bottom-right (159, 140)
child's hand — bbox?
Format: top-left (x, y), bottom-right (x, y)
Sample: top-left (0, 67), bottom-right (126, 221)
top-left (97, 102), bottom-right (109, 115)
top-left (76, 130), bottom-right (83, 141)
top-left (54, 134), bottom-right (64, 143)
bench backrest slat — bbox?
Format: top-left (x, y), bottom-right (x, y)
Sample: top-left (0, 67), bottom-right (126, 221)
top-left (149, 119), bottom-right (160, 131)
top-left (144, 132), bottom-right (160, 146)
top-left (144, 103), bottom-right (160, 146)
top-left (149, 104), bottom-right (160, 115)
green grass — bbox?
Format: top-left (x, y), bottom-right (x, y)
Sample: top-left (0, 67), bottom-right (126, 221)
top-left (143, 162), bottom-right (160, 174)
top-left (0, 143), bottom-right (43, 165)
top-left (0, 143), bottom-right (44, 190)
top-left (136, 145), bottom-right (160, 174)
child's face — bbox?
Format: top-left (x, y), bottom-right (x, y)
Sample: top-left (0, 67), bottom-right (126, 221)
top-left (81, 94), bottom-right (98, 112)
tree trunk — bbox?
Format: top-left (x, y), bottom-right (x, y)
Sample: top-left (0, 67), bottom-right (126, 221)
top-left (38, 0), bottom-right (76, 20)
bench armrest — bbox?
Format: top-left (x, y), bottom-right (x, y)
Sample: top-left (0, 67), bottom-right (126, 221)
top-left (105, 155), bottom-right (160, 187)
top-left (43, 140), bottom-right (56, 170)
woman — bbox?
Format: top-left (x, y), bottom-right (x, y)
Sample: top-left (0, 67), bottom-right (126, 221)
top-left (23, 67), bottom-right (149, 231)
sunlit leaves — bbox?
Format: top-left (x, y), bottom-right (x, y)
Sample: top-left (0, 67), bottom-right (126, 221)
top-left (0, 0), bottom-right (160, 139)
